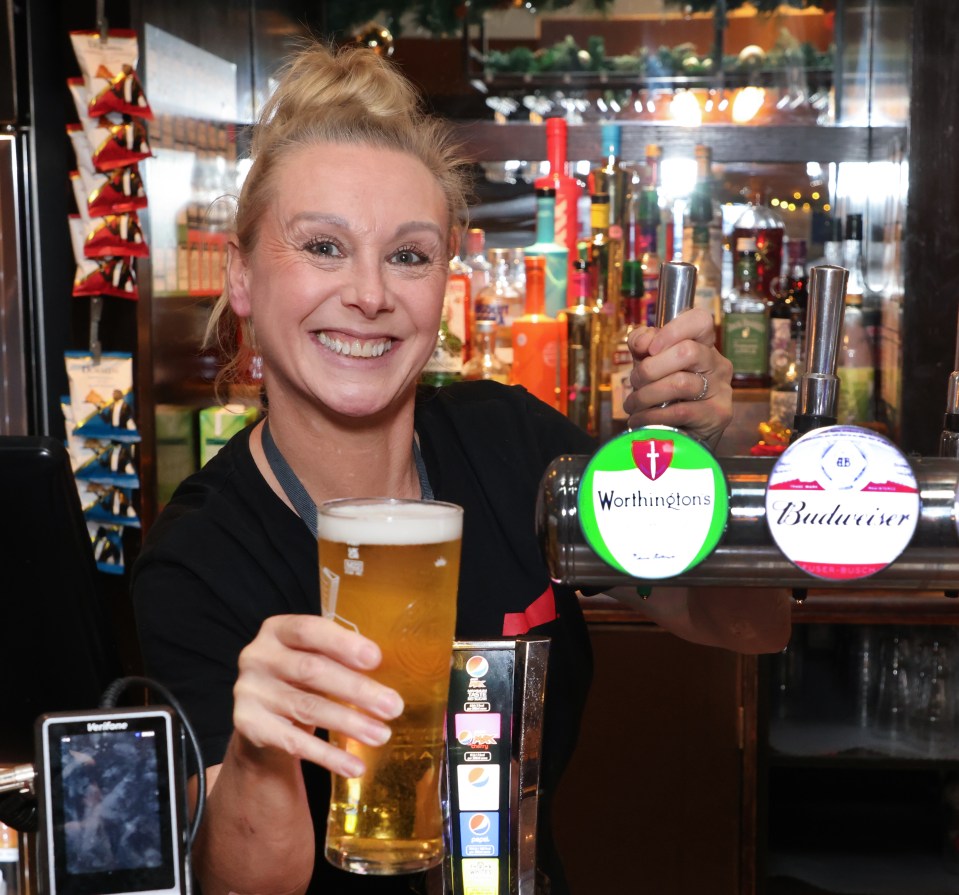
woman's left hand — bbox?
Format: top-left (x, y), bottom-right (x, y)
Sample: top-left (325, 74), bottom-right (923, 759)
top-left (624, 307), bottom-right (733, 451)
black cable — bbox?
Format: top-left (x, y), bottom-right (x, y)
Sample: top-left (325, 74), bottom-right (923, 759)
top-left (99, 675), bottom-right (206, 847)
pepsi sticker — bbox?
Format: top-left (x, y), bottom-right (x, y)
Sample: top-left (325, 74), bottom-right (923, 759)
top-left (455, 713), bottom-right (501, 747)
top-left (577, 427), bottom-right (729, 579)
top-left (456, 764), bottom-right (500, 811)
top-left (459, 812), bottom-right (499, 857)
top-left (765, 425), bottom-right (920, 580)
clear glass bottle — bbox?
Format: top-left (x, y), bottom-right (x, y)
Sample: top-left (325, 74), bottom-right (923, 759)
top-left (464, 227), bottom-right (492, 303)
top-left (688, 222), bottom-right (722, 340)
top-left (508, 246), bottom-right (527, 299)
top-left (420, 295), bottom-right (464, 388)
top-left (462, 319), bottom-right (509, 384)
top-left (636, 146), bottom-right (663, 327)
top-left (731, 187), bottom-right (785, 301)
top-left (682, 143), bottom-right (723, 272)
top-left (808, 216), bottom-right (844, 269)
top-left (474, 247), bottom-right (522, 366)
top-left (445, 247), bottom-right (472, 365)
top-left (722, 236), bottom-right (770, 388)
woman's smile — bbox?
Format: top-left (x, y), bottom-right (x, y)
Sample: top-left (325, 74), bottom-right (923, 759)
top-left (314, 331), bottom-right (393, 358)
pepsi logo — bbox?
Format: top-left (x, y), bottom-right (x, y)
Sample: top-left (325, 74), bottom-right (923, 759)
top-left (457, 729), bottom-right (474, 745)
top-left (467, 767), bottom-right (491, 787)
top-left (466, 656), bottom-right (489, 679)
top-left (469, 813), bottom-right (491, 836)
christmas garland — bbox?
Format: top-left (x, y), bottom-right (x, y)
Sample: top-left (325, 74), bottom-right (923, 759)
top-left (484, 33), bottom-right (832, 77)
top-left (667, 0), bottom-right (834, 12)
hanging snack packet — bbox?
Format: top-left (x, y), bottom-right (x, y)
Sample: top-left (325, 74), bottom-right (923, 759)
top-left (91, 523), bottom-right (125, 575)
top-left (69, 215), bottom-right (138, 299)
top-left (65, 350), bottom-right (140, 443)
top-left (76, 165), bottom-right (147, 217)
top-left (67, 119), bottom-right (152, 173)
top-left (85, 483), bottom-right (140, 528)
top-left (74, 439), bottom-right (139, 490)
top-left (61, 395), bottom-right (98, 471)
top-left (70, 29), bottom-right (153, 120)
top-left (84, 212), bottom-right (149, 259)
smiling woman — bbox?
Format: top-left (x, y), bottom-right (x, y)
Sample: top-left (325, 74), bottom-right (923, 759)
top-left (131, 38), bottom-right (755, 895)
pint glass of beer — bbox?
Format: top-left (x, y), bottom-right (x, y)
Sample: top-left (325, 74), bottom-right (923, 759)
top-left (317, 497), bottom-right (463, 875)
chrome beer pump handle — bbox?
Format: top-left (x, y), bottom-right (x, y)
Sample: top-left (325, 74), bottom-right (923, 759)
top-left (939, 307), bottom-right (959, 459)
top-left (656, 262), bottom-right (697, 408)
top-left (655, 261), bottom-right (697, 328)
top-left (792, 264), bottom-right (848, 439)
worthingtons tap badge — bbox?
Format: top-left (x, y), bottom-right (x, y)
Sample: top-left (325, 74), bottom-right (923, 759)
top-left (577, 427), bottom-right (729, 579)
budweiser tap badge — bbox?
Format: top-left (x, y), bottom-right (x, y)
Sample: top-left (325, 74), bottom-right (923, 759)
top-left (577, 427), bottom-right (729, 579)
top-left (765, 425), bottom-right (920, 580)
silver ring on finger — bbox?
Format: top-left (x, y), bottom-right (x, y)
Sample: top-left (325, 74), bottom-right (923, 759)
top-left (693, 371), bottom-right (709, 401)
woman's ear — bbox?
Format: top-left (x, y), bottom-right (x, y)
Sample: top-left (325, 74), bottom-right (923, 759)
top-left (226, 241), bottom-right (252, 318)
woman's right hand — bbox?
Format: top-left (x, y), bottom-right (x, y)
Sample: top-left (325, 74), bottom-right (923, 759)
top-left (232, 614), bottom-right (404, 778)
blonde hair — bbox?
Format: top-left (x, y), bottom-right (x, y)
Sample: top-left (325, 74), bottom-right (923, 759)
top-left (206, 41), bottom-right (472, 395)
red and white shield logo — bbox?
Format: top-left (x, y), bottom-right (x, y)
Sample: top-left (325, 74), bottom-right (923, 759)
top-left (632, 439), bottom-right (674, 481)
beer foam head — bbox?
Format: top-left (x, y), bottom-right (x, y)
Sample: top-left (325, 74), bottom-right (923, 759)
top-left (317, 498), bottom-right (462, 545)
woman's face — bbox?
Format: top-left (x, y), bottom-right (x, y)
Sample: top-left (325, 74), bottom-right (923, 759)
top-left (229, 141), bottom-right (450, 423)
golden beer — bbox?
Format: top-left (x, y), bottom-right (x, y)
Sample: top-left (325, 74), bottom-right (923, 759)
top-left (317, 498), bottom-right (463, 875)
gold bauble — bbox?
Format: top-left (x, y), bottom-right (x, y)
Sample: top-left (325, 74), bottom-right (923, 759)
top-left (351, 22), bottom-right (395, 57)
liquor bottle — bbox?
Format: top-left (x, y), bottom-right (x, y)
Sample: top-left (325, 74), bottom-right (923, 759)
top-left (420, 295), bottom-right (465, 387)
top-left (682, 143), bottom-right (723, 272)
top-left (731, 188), bottom-right (784, 302)
top-left (475, 247), bottom-right (522, 367)
top-left (535, 117), bottom-right (583, 302)
top-left (767, 241), bottom-right (808, 428)
top-left (587, 191), bottom-right (624, 440)
top-left (464, 227), bottom-right (492, 303)
top-left (591, 122), bottom-right (630, 232)
top-left (809, 216), bottom-right (843, 268)
top-left (508, 246), bottom-right (527, 299)
top-left (563, 259), bottom-right (600, 434)
top-left (526, 187), bottom-right (569, 317)
top-left (462, 319), bottom-right (510, 384)
top-left (587, 191), bottom-right (624, 314)
top-left (636, 147), bottom-right (663, 327)
top-left (648, 144), bottom-right (676, 263)
top-left (845, 212), bottom-right (881, 402)
top-left (837, 213), bottom-right (876, 424)
top-left (610, 258), bottom-right (644, 436)
top-left (445, 248), bottom-right (473, 364)
top-left (768, 239), bottom-right (798, 389)
top-left (783, 238), bottom-right (809, 372)
top-left (511, 255), bottom-right (563, 410)
top-left (722, 236), bottom-right (770, 387)
top-left (688, 221), bottom-right (722, 339)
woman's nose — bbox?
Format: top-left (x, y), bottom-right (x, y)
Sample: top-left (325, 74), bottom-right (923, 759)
top-left (343, 261), bottom-right (393, 317)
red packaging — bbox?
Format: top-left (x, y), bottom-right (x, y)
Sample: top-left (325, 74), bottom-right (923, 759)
top-left (84, 212), bottom-right (149, 259)
top-left (70, 29), bottom-right (153, 120)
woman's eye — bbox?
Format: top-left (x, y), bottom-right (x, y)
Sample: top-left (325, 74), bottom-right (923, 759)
top-left (391, 248), bottom-right (428, 266)
top-left (306, 239), bottom-right (342, 258)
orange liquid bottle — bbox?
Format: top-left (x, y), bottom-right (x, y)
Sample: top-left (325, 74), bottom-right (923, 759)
top-left (511, 255), bottom-right (563, 410)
